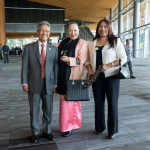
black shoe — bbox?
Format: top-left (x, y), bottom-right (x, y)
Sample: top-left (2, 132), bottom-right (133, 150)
top-left (62, 131), bottom-right (72, 137)
top-left (130, 76), bottom-right (136, 79)
top-left (32, 135), bottom-right (39, 143)
top-left (43, 132), bottom-right (55, 140)
top-left (107, 134), bottom-right (116, 139)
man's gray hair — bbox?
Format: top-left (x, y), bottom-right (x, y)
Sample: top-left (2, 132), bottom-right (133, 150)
top-left (37, 21), bottom-right (51, 31)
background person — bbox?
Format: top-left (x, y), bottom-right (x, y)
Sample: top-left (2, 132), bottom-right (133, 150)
top-left (2, 43), bottom-right (10, 63)
top-left (56, 22), bottom-right (88, 137)
top-left (124, 39), bottom-right (136, 78)
top-left (86, 19), bottom-right (127, 139)
top-left (21, 21), bottom-right (58, 143)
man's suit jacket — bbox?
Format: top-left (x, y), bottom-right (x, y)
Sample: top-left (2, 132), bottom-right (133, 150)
top-left (21, 41), bottom-right (58, 94)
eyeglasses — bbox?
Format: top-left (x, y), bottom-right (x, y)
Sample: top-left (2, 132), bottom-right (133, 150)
top-left (38, 30), bottom-right (50, 33)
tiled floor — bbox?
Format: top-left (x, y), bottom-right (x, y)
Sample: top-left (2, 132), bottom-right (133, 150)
top-left (0, 56), bottom-right (150, 150)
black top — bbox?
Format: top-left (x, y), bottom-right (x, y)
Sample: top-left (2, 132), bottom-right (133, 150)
top-left (2, 45), bottom-right (10, 53)
top-left (96, 46), bottom-right (105, 79)
top-left (96, 46), bottom-right (103, 70)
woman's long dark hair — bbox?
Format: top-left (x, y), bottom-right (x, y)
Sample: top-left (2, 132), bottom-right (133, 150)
top-left (93, 19), bottom-right (118, 48)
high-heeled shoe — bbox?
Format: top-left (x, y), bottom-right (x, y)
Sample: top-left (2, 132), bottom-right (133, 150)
top-left (107, 134), bottom-right (116, 139)
top-left (62, 130), bottom-right (72, 137)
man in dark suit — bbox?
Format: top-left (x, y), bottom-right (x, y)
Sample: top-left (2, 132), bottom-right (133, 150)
top-left (21, 21), bottom-right (58, 143)
top-left (2, 43), bottom-right (10, 63)
top-left (124, 39), bottom-right (136, 78)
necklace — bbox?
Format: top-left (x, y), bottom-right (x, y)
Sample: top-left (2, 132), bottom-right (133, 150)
top-left (99, 37), bottom-right (108, 40)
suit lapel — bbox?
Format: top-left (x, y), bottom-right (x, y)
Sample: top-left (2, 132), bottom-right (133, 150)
top-left (33, 41), bottom-right (41, 64)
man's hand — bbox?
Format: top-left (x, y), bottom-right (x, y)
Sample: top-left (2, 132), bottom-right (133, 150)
top-left (53, 85), bottom-right (58, 94)
top-left (22, 84), bottom-right (28, 93)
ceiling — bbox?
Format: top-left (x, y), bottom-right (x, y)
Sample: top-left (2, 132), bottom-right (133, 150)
top-left (28, 0), bottom-right (118, 23)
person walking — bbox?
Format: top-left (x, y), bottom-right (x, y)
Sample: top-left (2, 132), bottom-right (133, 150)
top-left (124, 39), bottom-right (136, 78)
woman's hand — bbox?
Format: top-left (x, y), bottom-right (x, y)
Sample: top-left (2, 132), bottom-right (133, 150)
top-left (102, 63), bottom-right (112, 72)
top-left (86, 64), bottom-right (93, 80)
top-left (86, 68), bottom-right (94, 80)
top-left (60, 56), bottom-right (69, 62)
top-left (86, 71), bottom-right (93, 80)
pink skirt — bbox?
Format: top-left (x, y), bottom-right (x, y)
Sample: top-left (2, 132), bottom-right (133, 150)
top-left (59, 95), bottom-right (82, 132)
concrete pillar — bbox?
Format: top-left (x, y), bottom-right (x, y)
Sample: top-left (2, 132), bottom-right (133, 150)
top-left (0, 0), bottom-right (6, 45)
top-left (118, 0), bottom-right (123, 38)
top-left (133, 0), bottom-right (140, 58)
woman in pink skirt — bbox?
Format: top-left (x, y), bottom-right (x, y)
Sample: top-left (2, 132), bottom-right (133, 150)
top-left (56, 22), bottom-right (88, 137)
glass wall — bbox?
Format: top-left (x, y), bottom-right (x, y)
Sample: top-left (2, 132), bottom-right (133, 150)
top-left (139, 0), bottom-right (150, 58)
top-left (111, 0), bottom-right (150, 58)
top-left (113, 19), bottom-right (118, 35)
top-left (7, 37), bottom-right (59, 54)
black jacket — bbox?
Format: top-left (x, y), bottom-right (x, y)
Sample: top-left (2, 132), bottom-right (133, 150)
top-left (2, 45), bottom-right (10, 54)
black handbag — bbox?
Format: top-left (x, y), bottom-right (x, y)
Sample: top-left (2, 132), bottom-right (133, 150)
top-left (117, 67), bottom-right (129, 79)
top-left (65, 79), bottom-right (90, 101)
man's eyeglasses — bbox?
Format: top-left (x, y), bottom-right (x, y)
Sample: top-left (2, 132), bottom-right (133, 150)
top-left (38, 30), bottom-right (50, 33)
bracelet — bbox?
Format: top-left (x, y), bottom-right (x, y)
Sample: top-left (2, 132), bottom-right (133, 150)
top-left (111, 62), bottom-right (114, 67)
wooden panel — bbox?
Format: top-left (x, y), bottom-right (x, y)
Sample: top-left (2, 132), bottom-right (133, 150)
top-left (0, 0), bottom-right (6, 45)
top-left (28, 0), bottom-right (118, 22)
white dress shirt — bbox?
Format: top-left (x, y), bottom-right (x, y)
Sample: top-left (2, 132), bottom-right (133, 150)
top-left (38, 40), bottom-right (47, 55)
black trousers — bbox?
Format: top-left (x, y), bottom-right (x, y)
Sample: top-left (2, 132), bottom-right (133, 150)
top-left (92, 73), bottom-right (120, 134)
top-left (4, 54), bottom-right (9, 63)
